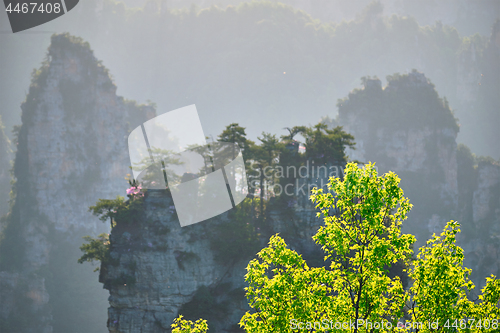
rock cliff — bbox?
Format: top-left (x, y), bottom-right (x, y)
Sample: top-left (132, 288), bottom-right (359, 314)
top-left (101, 189), bottom-right (324, 332)
top-left (0, 33), bottom-right (152, 333)
top-left (458, 152), bottom-right (500, 286)
top-left (339, 71), bottom-right (459, 241)
top-left (0, 117), bottom-right (11, 219)
top-left (102, 190), bottom-right (249, 332)
top-left (338, 71), bottom-right (499, 288)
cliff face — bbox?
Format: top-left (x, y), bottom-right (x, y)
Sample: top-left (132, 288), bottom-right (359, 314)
top-left (338, 71), bottom-right (499, 287)
top-left (0, 117), bottom-right (11, 219)
top-left (103, 190), bottom-right (249, 332)
top-left (461, 159), bottom-right (500, 283)
top-left (339, 72), bottom-right (459, 242)
top-left (456, 20), bottom-right (500, 160)
top-left (102, 190), bottom-right (323, 333)
top-left (0, 34), bottom-right (152, 333)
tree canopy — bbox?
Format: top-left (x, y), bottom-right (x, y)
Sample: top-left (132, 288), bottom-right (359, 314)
top-left (236, 163), bottom-right (499, 332)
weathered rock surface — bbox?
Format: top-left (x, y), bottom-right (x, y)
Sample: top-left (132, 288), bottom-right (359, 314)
top-left (338, 71), bottom-right (499, 288)
top-left (0, 117), bottom-right (11, 219)
top-left (103, 191), bottom-right (245, 332)
top-left (0, 34), bottom-right (152, 333)
top-left (462, 160), bottom-right (500, 284)
top-left (102, 189), bottom-right (323, 333)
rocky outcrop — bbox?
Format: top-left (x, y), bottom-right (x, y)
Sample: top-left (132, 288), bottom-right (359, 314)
top-left (338, 71), bottom-right (499, 288)
top-left (0, 116), bottom-right (11, 220)
top-left (339, 71), bottom-right (459, 244)
top-left (461, 159), bottom-right (500, 285)
top-left (0, 33), bottom-right (152, 333)
top-left (102, 188), bottom-right (324, 333)
top-left (102, 70), bottom-right (498, 333)
top-left (103, 190), bottom-right (249, 332)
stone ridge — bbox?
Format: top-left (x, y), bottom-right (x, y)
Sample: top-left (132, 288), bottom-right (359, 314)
top-left (0, 116), bottom-right (11, 219)
top-left (0, 33), bottom-right (153, 333)
top-left (103, 187), bottom-right (328, 332)
top-left (338, 71), bottom-right (499, 289)
top-left (103, 190), bottom-right (250, 333)
top-left (339, 71), bottom-right (459, 244)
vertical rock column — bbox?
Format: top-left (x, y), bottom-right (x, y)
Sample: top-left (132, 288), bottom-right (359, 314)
top-left (0, 33), bottom-right (152, 333)
top-left (103, 190), bottom-right (249, 333)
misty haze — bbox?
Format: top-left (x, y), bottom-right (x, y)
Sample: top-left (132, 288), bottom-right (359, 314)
top-left (0, 1), bottom-right (499, 332)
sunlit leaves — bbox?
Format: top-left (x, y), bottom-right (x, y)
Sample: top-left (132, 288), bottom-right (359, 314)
top-left (238, 162), bottom-right (500, 332)
top-left (171, 315), bottom-right (208, 333)
top-left (240, 162), bottom-right (415, 332)
top-left (408, 221), bottom-right (500, 332)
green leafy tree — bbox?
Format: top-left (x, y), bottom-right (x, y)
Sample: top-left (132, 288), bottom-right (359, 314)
top-left (87, 180), bottom-right (145, 228)
top-left (79, 180), bottom-right (145, 269)
top-left (217, 123), bottom-right (259, 197)
top-left (87, 196), bottom-right (126, 228)
top-left (240, 162), bottom-right (415, 332)
top-left (407, 221), bottom-right (499, 332)
top-left (217, 123), bottom-right (253, 159)
top-left (301, 123), bottom-right (355, 164)
top-left (238, 162), bottom-right (500, 332)
top-left (249, 132), bottom-right (284, 217)
top-left (282, 126), bottom-right (307, 143)
top-left (77, 233), bottom-right (110, 272)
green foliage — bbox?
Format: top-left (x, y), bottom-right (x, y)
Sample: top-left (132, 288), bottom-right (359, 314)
top-left (405, 220), bottom-right (500, 332)
top-left (171, 315), bottom-right (208, 333)
top-left (80, 181), bottom-right (146, 272)
top-left (88, 181), bottom-right (145, 227)
top-left (88, 196), bottom-right (126, 226)
top-left (217, 123), bottom-right (253, 157)
top-left (247, 132), bottom-right (284, 214)
top-left (475, 276), bottom-right (500, 320)
top-left (300, 123), bottom-right (355, 164)
top-left (77, 233), bottom-right (110, 272)
top-left (240, 163), bottom-right (415, 331)
top-left (240, 120), bottom-right (355, 215)
top-left (338, 71), bottom-right (459, 132)
top-left (408, 221), bottom-right (474, 331)
top-left (237, 162), bottom-right (500, 332)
